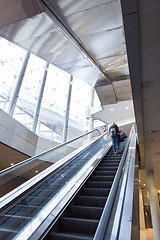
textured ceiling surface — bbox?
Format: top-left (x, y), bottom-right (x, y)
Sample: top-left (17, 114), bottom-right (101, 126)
top-left (0, 0), bottom-right (131, 104)
top-left (0, 0), bottom-right (159, 192)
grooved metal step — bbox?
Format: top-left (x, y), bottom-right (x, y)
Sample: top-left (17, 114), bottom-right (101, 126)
top-left (48, 232), bottom-right (93, 240)
top-left (44, 145), bottom-right (126, 239)
top-left (67, 205), bottom-right (103, 220)
top-left (75, 196), bottom-right (107, 207)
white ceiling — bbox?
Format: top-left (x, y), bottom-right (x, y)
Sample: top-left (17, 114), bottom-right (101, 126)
top-left (92, 100), bottom-right (135, 127)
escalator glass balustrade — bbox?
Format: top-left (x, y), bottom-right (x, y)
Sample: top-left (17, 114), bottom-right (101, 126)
top-left (0, 131), bottom-right (112, 240)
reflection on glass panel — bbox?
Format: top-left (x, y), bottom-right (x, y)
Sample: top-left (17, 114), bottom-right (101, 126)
top-left (41, 64), bottom-right (70, 112)
top-left (38, 64), bottom-right (70, 140)
top-left (69, 77), bottom-right (90, 126)
top-left (66, 77), bottom-right (91, 141)
top-left (142, 189), bottom-right (152, 228)
top-left (0, 37), bottom-right (94, 142)
top-left (0, 37), bottom-right (25, 110)
top-left (36, 122), bottom-right (62, 143)
top-left (1, 128), bottom-right (103, 198)
top-left (13, 107), bottom-right (33, 130)
top-left (0, 96), bottom-right (9, 111)
top-left (16, 54), bottom-right (46, 122)
top-left (94, 119), bottom-right (108, 133)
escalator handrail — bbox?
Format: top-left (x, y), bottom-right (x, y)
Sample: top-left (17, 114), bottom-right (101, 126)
top-left (115, 132), bottom-right (137, 240)
top-left (14, 135), bottom-right (112, 240)
top-left (0, 128), bottom-right (101, 175)
top-left (93, 125), bottom-right (135, 240)
top-left (0, 130), bottom-right (109, 209)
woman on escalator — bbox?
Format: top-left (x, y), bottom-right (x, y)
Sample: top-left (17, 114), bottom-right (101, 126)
top-left (109, 121), bottom-right (120, 155)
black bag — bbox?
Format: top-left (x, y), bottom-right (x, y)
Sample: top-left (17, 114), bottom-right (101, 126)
top-left (119, 131), bottom-right (127, 142)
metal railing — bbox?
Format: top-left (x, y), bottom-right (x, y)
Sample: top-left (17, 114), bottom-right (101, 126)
top-left (0, 129), bottom-right (111, 240)
top-left (0, 128), bottom-right (101, 176)
top-left (93, 125), bottom-right (136, 240)
top-left (0, 129), bottom-right (107, 210)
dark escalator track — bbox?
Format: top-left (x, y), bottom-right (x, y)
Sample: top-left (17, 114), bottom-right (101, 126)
top-left (45, 143), bottom-right (126, 240)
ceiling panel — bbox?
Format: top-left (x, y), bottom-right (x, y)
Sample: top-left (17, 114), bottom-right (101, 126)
top-left (55, 0), bottom-right (111, 16)
top-left (113, 79), bottom-right (132, 101)
top-left (0, 13), bottom-right (56, 42)
top-left (92, 100), bottom-right (135, 125)
top-left (64, 0), bottom-right (122, 36)
top-left (0, 0), bottom-right (131, 91)
top-left (95, 84), bottom-right (117, 105)
top-left (81, 28), bottom-right (125, 59)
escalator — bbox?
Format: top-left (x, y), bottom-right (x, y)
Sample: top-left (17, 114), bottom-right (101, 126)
top-left (45, 146), bottom-right (125, 240)
top-left (0, 129), bottom-right (101, 199)
top-left (0, 127), bottom-right (137, 240)
top-left (0, 130), bottom-right (111, 239)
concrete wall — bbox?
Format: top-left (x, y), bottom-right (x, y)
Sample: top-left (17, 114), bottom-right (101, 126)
top-left (0, 109), bottom-right (59, 157)
top-left (0, 109), bottom-right (80, 171)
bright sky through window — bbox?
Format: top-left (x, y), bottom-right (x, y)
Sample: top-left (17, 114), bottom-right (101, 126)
top-left (0, 37), bottom-right (99, 141)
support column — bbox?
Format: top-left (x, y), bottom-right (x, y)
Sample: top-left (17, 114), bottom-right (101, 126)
top-left (62, 75), bottom-right (73, 143)
top-left (32, 62), bottom-right (49, 133)
top-left (88, 86), bottom-right (94, 140)
top-left (139, 187), bottom-right (146, 230)
top-left (7, 51), bottom-right (30, 116)
top-left (146, 170), bottom-right (160, 240)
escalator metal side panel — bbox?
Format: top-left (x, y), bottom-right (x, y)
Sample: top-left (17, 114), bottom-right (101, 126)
top-left (0, 135), bottom-right (107, 210)
top-left (14, 141), bottom-right (112, 240)
top-left (102, 128), bottom-right (137, 240)
top-left (117, 133), bottom-right (137, 240)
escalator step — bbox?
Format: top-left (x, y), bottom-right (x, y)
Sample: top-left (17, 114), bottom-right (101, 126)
top-left (43, 145), bottom-right (125, 239)
top-left (86, 181), bottom-right (112, 188)
top-left (81, 187), bottom-right (110, 197)
top-left (75, 196), bottom-right (107, 207)
top-left (67, 205), bottom-right (103, 220)
top-left (102, 158), bottom-right (121, 162)
top-left (100, 162), bottom-right (119, 166)
top-left (90, 175), bottom-right (114, 181)
top-left (96, 166), bottom-right (118, 171)
top-left (56, 217), bottom-right (98, 235)
top-left (98, 162), bottom-right (119, 168)
top-left (48, 231), bottom-right (92, 240)
top-left (93, 170), bottom-right (116, 176)
top-left (101, 160), bottom-right (120, 164)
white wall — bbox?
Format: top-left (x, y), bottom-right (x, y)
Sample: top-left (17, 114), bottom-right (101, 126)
top-left (0, 109), bottom-right (59, 157)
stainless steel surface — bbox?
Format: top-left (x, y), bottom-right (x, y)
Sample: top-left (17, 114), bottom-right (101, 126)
top-left (0, 128), bottom-right (101, 176)
top-left (0, 129), bottom-right (103, 209)
top-left (0, 0), bottom-right (130, 103)
top-left (118, 134), bottom-right (137, 239)
top-left (0, 1), bottom-right (159, 226)
top-left (94, 125), bottom-right (134, 240)
top-left (16, 136), bottom-right (111, 240)
top-left (0, 0), bottom-right (44, 28)
top-left (104, 127), bottom-right (137, 240)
